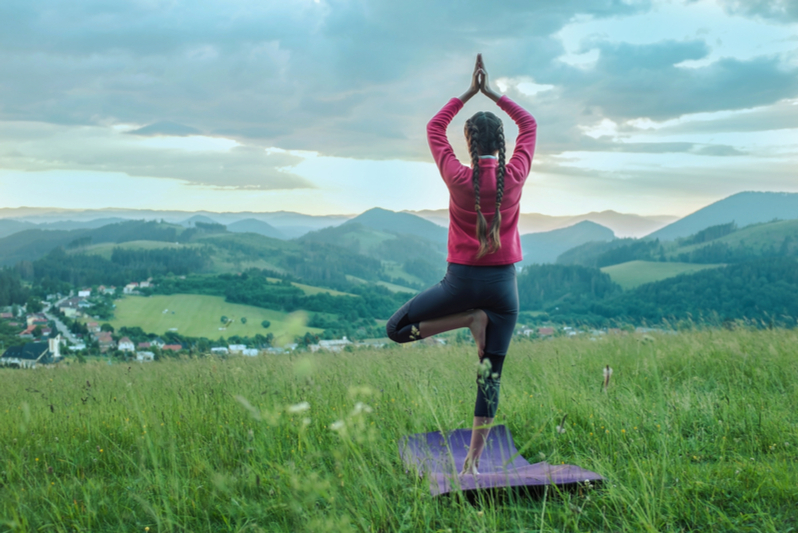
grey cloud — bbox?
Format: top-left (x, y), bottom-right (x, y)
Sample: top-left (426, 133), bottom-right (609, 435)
top-left (0, 121), bottom-right (313, 190)
top-left (549, 40), bottom-right (797, 121)
top-left (691, 144), bottom-right (746, 156)
top-left (638, 99), bottom-right (798, 135)
top-left (715, 0), bottom-right (798, 24)
top-left (127, 122), bottom-right (201, 136)
top-left (0, 0), bottom-right (794, 170)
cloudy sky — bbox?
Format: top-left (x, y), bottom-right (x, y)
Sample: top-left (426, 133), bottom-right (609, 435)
top-left (0, 0), bottom-right (796, 217)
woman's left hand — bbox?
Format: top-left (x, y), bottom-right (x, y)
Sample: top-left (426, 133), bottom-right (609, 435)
top-left (460, 54), bottom-right (485, 103)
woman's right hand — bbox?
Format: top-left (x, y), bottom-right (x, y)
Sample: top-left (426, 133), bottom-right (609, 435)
top-left (479, 56), bottom-right (502, 103)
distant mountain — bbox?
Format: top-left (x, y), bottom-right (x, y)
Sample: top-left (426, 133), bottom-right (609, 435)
top-left (646, 192), bottom-right (798, 241)
top-left (0, 219), bottom-right (38, 239)
top-left (0, 217), bottom-right (130, 239)
top-left (227, 219), bottom-right (286, 240)
top-left (344, 208), bottom-right (448, 244)
top-left (520, 221), bottom-right (615, 266)
top-left (180, 215), bottom-right (220, 227)
top-left (0, 220), bottom-right (200, 266)
top-left (402, 209), bottom-right (450, 228)
top-left (408, 208), bottom-right (676, 238)
top-left (0, 208), bottom-right (351, 237)
top-left (559, 211), bottom-right (677, 238)
top-left (35, 217), bottom-right (130, 231)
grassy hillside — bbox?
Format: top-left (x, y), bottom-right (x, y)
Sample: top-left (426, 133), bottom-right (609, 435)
top-left (105, 294), bottom-right (323, 344)
top-left (1, 329), bottom-right (795, 531)
top-left (602, 260), bottom-right (725, 290)
top-left (74, 240), bottom-right (204, 260)
top-left (265, 277), bottom-right (355, 297)
top-left (665, 219), bottom-right (797, 259)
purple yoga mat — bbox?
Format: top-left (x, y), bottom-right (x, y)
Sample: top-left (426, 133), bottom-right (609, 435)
top-left (399, 425), bottom-right (604, 496)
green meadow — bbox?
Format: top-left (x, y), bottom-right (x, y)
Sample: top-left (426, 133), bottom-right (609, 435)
top-left (0, 328), bottom-right (796, 532)
top-left (601, 260), bottom-right (725, 290)
top-left (104, 294), bottom-right (323, 344)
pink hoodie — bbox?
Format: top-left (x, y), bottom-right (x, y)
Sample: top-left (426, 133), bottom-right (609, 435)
top-left (427, 95), bottom-right (537, 266)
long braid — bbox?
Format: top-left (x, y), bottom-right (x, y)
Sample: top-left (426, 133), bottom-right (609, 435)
top-left (488, 123), bottom-right (506, 253)
top-left (466, 118), bottom-right (490, 258)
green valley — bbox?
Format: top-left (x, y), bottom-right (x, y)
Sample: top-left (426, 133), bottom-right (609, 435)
top-left (106, 294), bottom-right (322, 344)
top-left (601, 260), bottom-right (725, 290)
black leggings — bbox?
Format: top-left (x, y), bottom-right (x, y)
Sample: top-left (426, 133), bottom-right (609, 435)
top-left (386, 263), bottom-right (519, 418)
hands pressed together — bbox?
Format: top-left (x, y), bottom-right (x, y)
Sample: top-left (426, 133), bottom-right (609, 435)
top-left (459, 53), bottom-right (502, 104)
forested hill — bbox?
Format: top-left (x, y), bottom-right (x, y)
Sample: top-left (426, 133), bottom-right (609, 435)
top-left (517, 257), bottom-right (797, 327)
top-left (0, 220), bottom-right (217, 267)
top-left (557, 219), bottom-right (797, 268)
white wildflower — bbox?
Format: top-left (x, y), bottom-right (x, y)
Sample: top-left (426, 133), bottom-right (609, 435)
top-left (350, 402), bottom-right (373, 416)
top-left (557, 414), bottom-right (568, 433)
top-left (287, 401), bottom-right (310, 414)
top-left (330, 420), bottom-right (345, 431)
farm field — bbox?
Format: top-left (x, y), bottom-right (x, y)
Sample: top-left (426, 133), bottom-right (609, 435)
top-left (265, 277), bottom-right (355, 297)
top-left (602, 260), bottom-right (725, 290)
top-left (103, 294), bottom-right (322, 343)
top-left (0, 328), bottom-right (796, 532)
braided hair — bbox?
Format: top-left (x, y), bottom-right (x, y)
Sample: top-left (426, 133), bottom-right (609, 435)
top-left (464, 111), bottom-right (506, 259)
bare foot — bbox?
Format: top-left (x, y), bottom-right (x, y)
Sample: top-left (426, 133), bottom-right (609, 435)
top-left (468, 309), bottom-right (488, 358)
top-left (461, 455), bottom-right (480, 476)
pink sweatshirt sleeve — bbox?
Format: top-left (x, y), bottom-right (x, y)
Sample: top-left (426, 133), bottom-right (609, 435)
top-left (497, 95), bottom-right (537, 183)
top-left (426, 98), bottom-right (469, 188)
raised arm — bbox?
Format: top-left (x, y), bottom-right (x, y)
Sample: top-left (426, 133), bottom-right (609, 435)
top-left (427, 55), bottom-right (486, 186)
top-left (480, 59), bottom-right (537, 180)
top-left (496, 96), bottom-right (537, 181)
top-left (427, 98), bottom-right (467, 187)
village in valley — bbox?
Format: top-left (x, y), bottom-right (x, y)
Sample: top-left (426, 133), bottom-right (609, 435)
top-left (0, 271), bottom-right (648, 370)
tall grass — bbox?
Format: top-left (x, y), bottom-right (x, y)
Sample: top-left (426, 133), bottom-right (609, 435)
top-left (0, 328), bottom-right (796, 532)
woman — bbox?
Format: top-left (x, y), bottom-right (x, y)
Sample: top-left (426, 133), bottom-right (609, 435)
top-left (386, 54), bottom-right (537, 475)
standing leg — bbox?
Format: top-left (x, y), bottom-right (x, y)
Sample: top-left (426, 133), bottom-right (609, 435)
top-left (461, 353), bottom-right (505, 474)
top-left (461, 265), bottom-right (518, 474)
top-left (462, 416), bottom-right (493, 475)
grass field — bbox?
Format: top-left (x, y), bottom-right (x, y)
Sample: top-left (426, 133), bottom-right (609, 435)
top-left (265, 278), bottom-right (355, 297)
top-left (602, 260), bottom-right (725, 290)
top-left (103, 294), bottom-right (323, 344)
top-left (0, 328), bottom-right (796, 532)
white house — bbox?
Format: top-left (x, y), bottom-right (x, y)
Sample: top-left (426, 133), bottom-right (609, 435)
top-left (136, 351), bottom-right (154, 362)
top-left (228, 344), bottom-right (246, 354)
top-left (123, 283), bottom-right (139, 294)
top-left (139, 280), bottom-right (151, 288)
top-left (78, 289), bottom-right (91, 298)
top-left (242, 348), bottom-right (259, 357)
top-left (314, 337), bottom-right (352, 353)
top-left (118, 337), bottom-right (135, 352)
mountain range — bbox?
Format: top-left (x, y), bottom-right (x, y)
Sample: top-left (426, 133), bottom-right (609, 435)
top-left (0, 192), bottom-right (795, 270)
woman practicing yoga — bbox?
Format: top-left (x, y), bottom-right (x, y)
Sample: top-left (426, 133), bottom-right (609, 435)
top-left (386, 54), bottom-right (537, 475)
